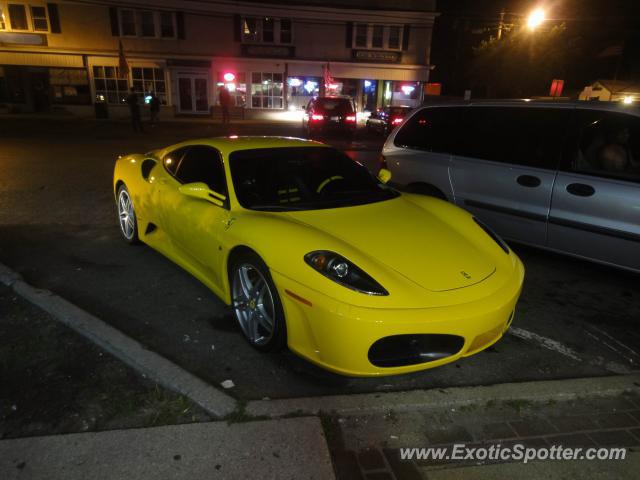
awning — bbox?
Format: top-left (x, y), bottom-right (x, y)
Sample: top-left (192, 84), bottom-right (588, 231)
top-left (287, 61), bottom-right (429, 81)
top-left (0, 51), bottom-right (84, 68)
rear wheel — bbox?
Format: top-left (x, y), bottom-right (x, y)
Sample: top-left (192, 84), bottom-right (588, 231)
top-left (230, 252), bottom-right (287, 352)
top-left (116, 184), bottom-right (140, 244)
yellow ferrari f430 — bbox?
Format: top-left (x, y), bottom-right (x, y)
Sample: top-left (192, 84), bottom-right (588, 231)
top-left (113, 137), bottom-right (524, 376)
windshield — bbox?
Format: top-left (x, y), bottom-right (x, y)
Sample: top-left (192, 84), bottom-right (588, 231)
top-left (229, 147), bottom-right (399, 212)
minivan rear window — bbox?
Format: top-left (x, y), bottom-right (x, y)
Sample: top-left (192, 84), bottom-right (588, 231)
top-left (393, 107), bottom-right (460, 153)
top-left (395, 106), bottom-right (569, 170)
top-left (314, 98), bottom-right (354, 113)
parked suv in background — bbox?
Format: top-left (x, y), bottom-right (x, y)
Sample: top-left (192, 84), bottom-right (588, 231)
top-left (382, 101), bottom-right (640, 272)
top-left (303, 97), bottom-right (357, 137)
top-left (366, 106), bottom-right (413, 136)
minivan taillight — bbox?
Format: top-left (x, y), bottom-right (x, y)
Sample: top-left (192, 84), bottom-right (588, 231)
top-left (311, 114), bottom-right (324, 121)
top-left (345, 115), bottom-right (356, 122)
top-left (392, 117), bottom-right (403, 125)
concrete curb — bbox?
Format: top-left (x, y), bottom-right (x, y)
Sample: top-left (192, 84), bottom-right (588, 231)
top-left (0, 262), bottom-right (236, 419)
top-left (246, 373), bottom-right (640, 418)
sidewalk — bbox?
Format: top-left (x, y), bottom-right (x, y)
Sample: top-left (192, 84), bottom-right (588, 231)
top-left (322, 387), bottom-right (640, 479)
top-left (0, 417), bottom-right (334, 480)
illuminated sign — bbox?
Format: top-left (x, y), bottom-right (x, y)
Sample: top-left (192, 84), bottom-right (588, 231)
top-left (352, 50), bottom-right (401, 63)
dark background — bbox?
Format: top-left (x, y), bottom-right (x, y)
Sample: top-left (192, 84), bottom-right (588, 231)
top-left (431, 0), bottom-right (640, 97)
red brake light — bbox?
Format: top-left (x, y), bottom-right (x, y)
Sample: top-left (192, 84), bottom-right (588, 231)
top-left (392, 117), bottom-right (403, 124)
top-left (345, 115), bottom-right (356, 122)
top-left (311, 114), bottom-right (324, 121)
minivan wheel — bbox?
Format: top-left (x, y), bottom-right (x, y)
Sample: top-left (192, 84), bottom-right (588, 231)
top-left (406, 183), bottom-right (447, 200)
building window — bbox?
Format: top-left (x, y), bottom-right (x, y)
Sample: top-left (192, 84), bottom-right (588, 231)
top-left (30, 5), bottom-right (48, 31)
top-left (132, 67), bottom-right (166, 104)
top-left (355, 24), bottom-right (367, 47)
top-left (251, 72), bottom-right (283, 109)
top-left (280, 19), bottom-right (291, 43)
top-left (8, 4), bottom-right (28, 30)
top-left (93, 66), bottom-right (128, 105)
top-left (263, 17), bottom-right (274, 42)
top-left (353, 24), bottom-right (403, 51)
top-left (242, 17), bottom-right (259, 42)
top-left (241, 17), bottom-right (291, 44)
top-left (119, 9), bottom-right (136, 36)
top-left (372, 25), bottom-right (384, 48)
top-left (388, 26), bottom-right (401, 49)
top-left (159, 11), bottom-right (175, 38)
top-left (139, 11), bottom-right (155, 37)
top-left (50, 68), bottom-right (91, 105)
top-left (0, 6), bottom-right (6, 30)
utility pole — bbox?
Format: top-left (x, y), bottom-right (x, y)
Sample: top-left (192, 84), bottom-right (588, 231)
top-left (497, 9), bottom-right (505, 39)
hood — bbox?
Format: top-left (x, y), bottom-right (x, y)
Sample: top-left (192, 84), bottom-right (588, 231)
top-left (285, 197), bottom-right (495, 292)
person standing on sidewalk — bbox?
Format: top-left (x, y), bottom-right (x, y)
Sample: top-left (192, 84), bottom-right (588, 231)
top-left (219, 87), bottom-right (232, 124)
top-left (126, 87), bottom-right (144, 133)
top-left (148, 91), bottom-right (161, 126)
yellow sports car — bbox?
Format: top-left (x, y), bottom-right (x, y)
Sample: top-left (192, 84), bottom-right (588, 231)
top-left (113, 137), bottom-right (524, 376)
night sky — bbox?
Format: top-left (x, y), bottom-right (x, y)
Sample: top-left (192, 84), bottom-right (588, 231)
top-left (431, 0), bottom-right (640, 96)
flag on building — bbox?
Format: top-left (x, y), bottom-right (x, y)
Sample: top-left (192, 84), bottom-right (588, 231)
top-left (323, 62), bottom-right (334, 90)
top-left (118, 40), bottom-right (129, 78)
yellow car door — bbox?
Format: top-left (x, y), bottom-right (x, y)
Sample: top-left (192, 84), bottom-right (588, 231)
top-left (159, 145), bottom-right (231, 289)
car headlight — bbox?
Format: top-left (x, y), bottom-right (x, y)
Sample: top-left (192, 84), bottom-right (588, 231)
top-left (304, 251), bottom-right (389, 296)
top-left (473, 217), bottom-right (510, 254)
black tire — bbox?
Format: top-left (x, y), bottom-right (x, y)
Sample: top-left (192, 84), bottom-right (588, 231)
top-left (406, 183), bottom-right (447, 200)
top-left (116, 184), bottom-right (140, 244)
top-left (229, 251), bottom-right (287, 352)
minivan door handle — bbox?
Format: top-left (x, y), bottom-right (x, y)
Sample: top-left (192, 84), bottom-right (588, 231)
top-left (566, 183), bottom-right (595, 197)
top-left (516, 175), bottom-right (541, 188)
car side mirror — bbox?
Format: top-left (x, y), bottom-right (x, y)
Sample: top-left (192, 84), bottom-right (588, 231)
top-left (377, 168), bottom-right (392, 184)
top-left (179, 182), bottom-right (226, 207)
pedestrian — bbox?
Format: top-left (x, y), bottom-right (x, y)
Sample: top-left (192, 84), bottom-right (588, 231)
top-left (148, 91), bottom-right (161, 126)
top-left (219, 87), bottom-right (232, 124)
top-left (126, 86), bottom-right (144, 133)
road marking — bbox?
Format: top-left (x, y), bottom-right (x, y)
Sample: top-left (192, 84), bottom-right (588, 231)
top-left (509, 327), bottom-right (582, 362)
top-left (589, 325), bottom-right (639, 361)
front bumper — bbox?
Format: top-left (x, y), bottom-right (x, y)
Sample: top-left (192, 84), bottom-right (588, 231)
top-left (271, 258), bottom-right (524, 376)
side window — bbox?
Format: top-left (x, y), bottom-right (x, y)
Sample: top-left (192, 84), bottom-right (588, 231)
top-left (458, 107), bottom-right (569, 169)
top-left (175, 146), bottom-right (227, 194)
top-left (394, 107), bottom-right (460, 153)
top-left (571, 110), bottom-right (640, 183)
top-left (163, 147), bottom-right (187, 176)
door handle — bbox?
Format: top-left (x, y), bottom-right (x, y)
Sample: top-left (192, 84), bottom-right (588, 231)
top-left (566, 183), bottom-right (595, 197)
top-left (516, 175), bottom-right (541, 187)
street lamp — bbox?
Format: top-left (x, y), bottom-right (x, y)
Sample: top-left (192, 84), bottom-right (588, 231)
top-left (527, 8), bottom-right (546, 30)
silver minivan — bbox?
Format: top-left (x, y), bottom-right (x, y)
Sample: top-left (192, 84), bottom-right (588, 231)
top-left (381, 101), bottom-right (640, 272)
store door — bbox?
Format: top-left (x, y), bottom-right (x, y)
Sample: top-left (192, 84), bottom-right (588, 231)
top-left (177, 75), bottom-right (209, 114)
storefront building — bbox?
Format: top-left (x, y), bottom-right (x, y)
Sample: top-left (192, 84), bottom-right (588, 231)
top-left (0, 0), bottom-right (437, 118)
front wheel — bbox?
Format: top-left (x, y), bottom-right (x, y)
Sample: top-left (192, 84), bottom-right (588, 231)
top-left (230, 252), bottom-right (287, 352)
top-left (116, 184), bottom-right (140, 244)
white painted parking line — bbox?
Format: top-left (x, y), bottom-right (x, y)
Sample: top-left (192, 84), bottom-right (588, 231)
top-left (509, 327), bottom-right (582, 362)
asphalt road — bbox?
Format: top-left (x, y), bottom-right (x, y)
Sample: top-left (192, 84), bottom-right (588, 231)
top-left (1, 116), bottom-right (638, 400)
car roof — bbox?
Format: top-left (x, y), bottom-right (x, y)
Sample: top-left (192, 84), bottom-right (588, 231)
top-left (419, 99), bottom-right (640, 115)
top-left (159, 136), bottom-right (327, 158)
